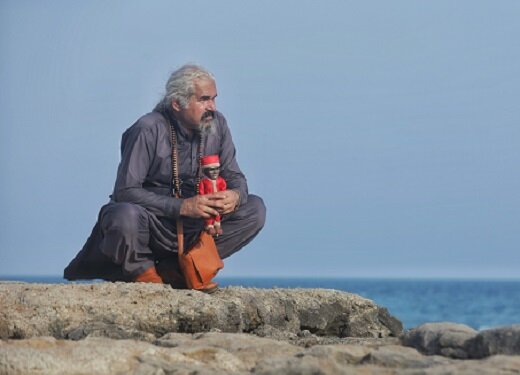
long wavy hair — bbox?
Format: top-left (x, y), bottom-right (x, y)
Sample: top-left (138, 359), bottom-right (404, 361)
top-left (160, 64), bottom-right (215, 109)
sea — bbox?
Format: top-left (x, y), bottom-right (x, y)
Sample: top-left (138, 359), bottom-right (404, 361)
top-left (2, 276), bottom-right (519, 331)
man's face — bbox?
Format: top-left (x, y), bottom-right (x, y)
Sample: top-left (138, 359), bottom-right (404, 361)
top-left (203, 166), bottom-right (220, 180)
top-left (172, 78), bottom-right (217, 131)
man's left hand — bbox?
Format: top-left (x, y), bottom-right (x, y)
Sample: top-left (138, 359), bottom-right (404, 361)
top-left (213, 190), bottom-right (240, 215)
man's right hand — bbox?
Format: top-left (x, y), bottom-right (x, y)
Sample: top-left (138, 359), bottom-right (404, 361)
top-left (179, 194), bottom-right (223, 218)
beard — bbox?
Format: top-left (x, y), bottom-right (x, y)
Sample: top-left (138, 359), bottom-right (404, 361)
top-left (198, 115), bottom-right (217, 136)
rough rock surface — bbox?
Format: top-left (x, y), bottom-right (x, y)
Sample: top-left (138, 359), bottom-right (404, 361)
top-left (0, 282), bottom-right (401, 340)
top-left (402, 322), bottom-right (478, 359)
top-left (471, 324), bottom-right (520, 358)
top-left (1, 282), bottom-right (520, 375)
top-left (402, 322), bottom-right (520, 360)
top-left (2, 334), bottom-right (520, 374)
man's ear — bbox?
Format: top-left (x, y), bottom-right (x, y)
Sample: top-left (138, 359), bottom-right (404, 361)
top-left (171, 99), bottom-right (181, 112)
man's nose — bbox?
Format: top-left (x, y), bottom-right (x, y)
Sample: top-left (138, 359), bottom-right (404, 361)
top-left (206, 99), bottom-right (216, 111)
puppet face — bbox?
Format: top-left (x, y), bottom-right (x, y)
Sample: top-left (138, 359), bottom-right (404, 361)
top-left (203, 166), bottom-right (220, 180)
top-left (172, 78), bottom-right (217, 131)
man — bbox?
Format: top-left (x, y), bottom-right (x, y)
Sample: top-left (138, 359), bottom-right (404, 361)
top-left (64, 64), bottom-right (266, 287)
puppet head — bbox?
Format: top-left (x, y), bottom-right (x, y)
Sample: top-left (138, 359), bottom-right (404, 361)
top-left (201, 155), bottom-right (221, 180)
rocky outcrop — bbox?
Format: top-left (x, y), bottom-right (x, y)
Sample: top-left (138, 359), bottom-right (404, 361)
top-left (1, 282), bottom-right (519, 375)
top-left (3, 333), bottom-right (520, 374)
top-left (401, 322), bottom-right (478, 359)
top-left (0, 282), bottom-right (401, 340)
top-left (403, 322), bottom-right (520, 360)
top-left (471, 324), bottom-right (520, 358)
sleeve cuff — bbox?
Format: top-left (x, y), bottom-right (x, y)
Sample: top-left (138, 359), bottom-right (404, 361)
top-left (232, 188), bottom-right (247, 208)
top-left (166, 197), bottom-right (183, 218)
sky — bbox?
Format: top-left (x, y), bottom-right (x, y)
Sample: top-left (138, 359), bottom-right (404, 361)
top-left (1, 1), bottom-right (519, 279)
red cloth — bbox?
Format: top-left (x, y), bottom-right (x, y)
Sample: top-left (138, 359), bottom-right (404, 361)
top-left (199, 177), bottom-right (227, 225)
top-left (201, 154), bottom-right (220, 167)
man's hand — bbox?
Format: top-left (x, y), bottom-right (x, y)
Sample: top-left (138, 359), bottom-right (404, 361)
top-left (179, 190), bottom-right (240, 218)
top-left (180, 195), bottom-right (221, 218)
top-left (213, 189), bottom-right (240, 215)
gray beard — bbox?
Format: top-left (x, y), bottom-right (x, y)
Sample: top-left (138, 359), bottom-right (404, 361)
top-left (198, 118), bottom-right (217, 136)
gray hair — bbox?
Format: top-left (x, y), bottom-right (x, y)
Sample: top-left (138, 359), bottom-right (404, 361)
top-left (162, 64), bottom-right (215, 109)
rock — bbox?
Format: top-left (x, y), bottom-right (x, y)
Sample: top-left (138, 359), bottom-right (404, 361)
top-left (469, 325), bottom-right (520, 358)
top-left (156, 331), bottom-right (301, 371)
top-left (2, 334), bottom-right (520, 375)
top-left (425, 355), bottom-right (520, 375)
top-left (402, 322), bottom-right (478, 359)
top-left (0, 282), bottom-right (402, 340)
top-left (360, 344), bottom-right (451, 368)
top-left (1, 282), bottom-right (520, 374)
top-left (474, 355), bottom-right (520, 374)
top-left (403, 322), bottom-right (520, 360)
top-left (0, 335), bottom-right (236, 375)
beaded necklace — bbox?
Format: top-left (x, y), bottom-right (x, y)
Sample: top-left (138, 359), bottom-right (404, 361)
top-left (169, 122), bottom-right (204, 199)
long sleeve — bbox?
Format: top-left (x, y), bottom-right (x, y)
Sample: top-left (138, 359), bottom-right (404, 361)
top-left (111, 118), bottom-right (182, 218)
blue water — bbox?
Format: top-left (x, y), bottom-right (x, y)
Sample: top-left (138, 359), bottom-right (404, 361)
top-left (2, 276), bottom-right (519, 330)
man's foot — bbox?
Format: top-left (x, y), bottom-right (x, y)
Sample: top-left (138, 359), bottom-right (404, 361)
top-left (134, 266), bottom-right (163, 283)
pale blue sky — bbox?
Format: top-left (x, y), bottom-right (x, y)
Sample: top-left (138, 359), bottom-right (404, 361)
top-left (1, 1), bottom-right (519, 278)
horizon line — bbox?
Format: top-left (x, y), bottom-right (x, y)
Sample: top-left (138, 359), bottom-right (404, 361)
top-left (1, 275), bottom-right (520, 282)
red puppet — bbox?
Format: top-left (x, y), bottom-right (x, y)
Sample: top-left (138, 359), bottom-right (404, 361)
top-left (199, 155), bottom-right (227, 235)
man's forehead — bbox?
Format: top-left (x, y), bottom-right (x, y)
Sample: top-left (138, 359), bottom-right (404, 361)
top-left (193, 79), bottom-right (217, 95)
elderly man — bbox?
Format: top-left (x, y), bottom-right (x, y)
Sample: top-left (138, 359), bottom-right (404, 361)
top-left (64, 64), bottom-right (266, 287)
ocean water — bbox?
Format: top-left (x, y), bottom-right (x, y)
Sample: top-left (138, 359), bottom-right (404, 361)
top-left (2, 276), bottom-right (519, 330)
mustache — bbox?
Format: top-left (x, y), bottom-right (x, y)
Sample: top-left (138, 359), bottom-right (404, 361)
top-left (202, 111), bottom-right (214, 120)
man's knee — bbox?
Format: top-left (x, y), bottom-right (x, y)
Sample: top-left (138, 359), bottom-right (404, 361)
top-left (100, 202), bottom-right (149, 234)
top-left (230, 194), bottom-right (266, 234)
top-left (216, 194), bottom-right (266, 259)
top-left (246, 194), bottom-right (266, 231)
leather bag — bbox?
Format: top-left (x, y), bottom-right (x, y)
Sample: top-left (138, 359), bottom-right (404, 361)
top-left (177, 221), bottom-right (224, 291)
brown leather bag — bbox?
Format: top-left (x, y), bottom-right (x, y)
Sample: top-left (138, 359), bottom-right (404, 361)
top-left (177, 221), bottom-right (223, 292)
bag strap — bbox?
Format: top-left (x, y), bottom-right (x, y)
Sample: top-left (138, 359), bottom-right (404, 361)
top-left (177, 220), bottom-right (185, 256)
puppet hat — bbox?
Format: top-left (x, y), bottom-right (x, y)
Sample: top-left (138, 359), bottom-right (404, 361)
top-left (201, 154), bottom-right (220, 168)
